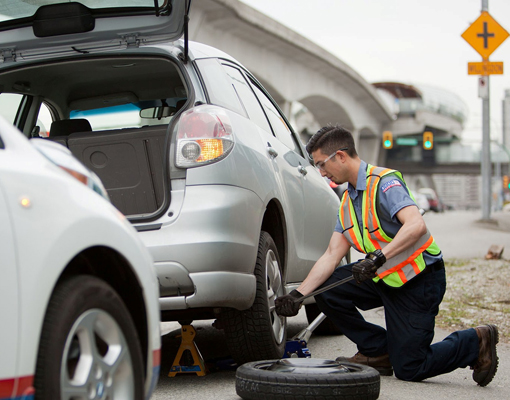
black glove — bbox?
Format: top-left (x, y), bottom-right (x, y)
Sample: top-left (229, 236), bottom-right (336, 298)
top-left (275, 289), bottom-right (304, 317)
top-left (352, 249), bottom-right (386, 284)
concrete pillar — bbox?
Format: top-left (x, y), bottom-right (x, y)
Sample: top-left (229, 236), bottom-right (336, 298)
top-left (358, 136), bottom-right (379, 165)
top-left (503, 89), bottom-right (510, 153)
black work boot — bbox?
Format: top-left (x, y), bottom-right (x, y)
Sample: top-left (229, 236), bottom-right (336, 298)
top-left (472, 324), bottom-right (499, 386)
top-left (336, 352), bottom-right (393, 376)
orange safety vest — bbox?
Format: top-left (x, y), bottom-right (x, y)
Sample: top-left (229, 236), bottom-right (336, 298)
top-left (339, 164), bottom-right (441, 287)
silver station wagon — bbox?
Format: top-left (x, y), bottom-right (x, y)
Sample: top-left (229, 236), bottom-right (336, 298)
top-left (0, 0), bottom-right (340, 365)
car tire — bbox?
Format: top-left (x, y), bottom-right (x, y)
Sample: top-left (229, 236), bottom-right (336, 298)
top-left (304, 303), bottom-right (343, 336)
top-left (222, 231), bottom-right (286, 365)
top-left (236, 358), bottom-right (380, 400)
top-left (34, 275), bottom-right (144, 400)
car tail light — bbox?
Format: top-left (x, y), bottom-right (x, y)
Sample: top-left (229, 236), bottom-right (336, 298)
top-left (175, 105), bottom-right (234, 168)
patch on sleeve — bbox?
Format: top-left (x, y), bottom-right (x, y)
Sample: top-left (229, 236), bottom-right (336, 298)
top-left (381, 179), bottom-right (402, 193)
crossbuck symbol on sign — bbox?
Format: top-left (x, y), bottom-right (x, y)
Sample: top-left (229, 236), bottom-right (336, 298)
top-left (477, 22), bottom-right (494, 48)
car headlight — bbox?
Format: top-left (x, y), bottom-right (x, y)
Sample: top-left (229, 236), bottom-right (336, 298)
top-left (30, 138), bottom-right (110, 201)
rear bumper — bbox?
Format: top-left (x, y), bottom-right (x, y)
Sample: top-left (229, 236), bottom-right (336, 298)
top-left (137, 184), bottom-right (263, 311)
top-left (158, 269), bottom-right (256, 311)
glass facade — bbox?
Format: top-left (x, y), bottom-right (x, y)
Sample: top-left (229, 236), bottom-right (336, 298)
top-left (374, 82), bottom-right (469, 126)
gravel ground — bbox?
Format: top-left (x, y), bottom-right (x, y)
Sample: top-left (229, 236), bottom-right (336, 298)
top-left (437, 257), bottom-right (510, 343)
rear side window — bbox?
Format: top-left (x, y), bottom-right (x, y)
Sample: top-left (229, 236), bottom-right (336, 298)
top-left (195, 58), bottom-right (246, 116)
top-left (222, 65), bottom-right (271, 133)
top-left (250, 82), bottom-right (302, 155)
top-left (36, 103), bottom-right (53, 137)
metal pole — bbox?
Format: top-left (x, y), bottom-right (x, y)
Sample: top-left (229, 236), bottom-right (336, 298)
top-left (482, 78), bottom-right (492, 219)
top-left (481, 0), bottom-right (492, 220)
top-left (495, 161), bottom-right (502, 210)
top-left (503, 90), bottom-right (510, 172)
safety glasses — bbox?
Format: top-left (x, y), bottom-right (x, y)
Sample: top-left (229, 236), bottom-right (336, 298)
top-left (315, 147), bottom-right (348, 171)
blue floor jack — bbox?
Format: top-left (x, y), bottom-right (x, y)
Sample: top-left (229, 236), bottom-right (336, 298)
top-left (283, 273), bottom-right (355, 358)
top-left (284, 312), bottom-right (327, 358)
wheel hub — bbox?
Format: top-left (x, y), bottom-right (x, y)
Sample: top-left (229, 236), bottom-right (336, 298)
top-left (267, 358), bottom-right (351, 374)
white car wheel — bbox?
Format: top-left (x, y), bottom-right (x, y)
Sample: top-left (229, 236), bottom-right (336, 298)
top-left (34, 276), bottom-right (144, 400)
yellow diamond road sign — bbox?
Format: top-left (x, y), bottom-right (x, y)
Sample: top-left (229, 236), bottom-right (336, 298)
top-left (462, 11), bottom-right (509, 60)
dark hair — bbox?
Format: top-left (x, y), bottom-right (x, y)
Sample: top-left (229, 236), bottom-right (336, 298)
top-left (306, 125), bottom-right (357, 158)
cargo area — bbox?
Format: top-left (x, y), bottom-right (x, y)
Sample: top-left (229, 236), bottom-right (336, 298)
top-left (0, 55), bottom-right (188, 216)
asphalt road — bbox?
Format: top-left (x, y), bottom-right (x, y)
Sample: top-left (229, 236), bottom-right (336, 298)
top-left (153, 210), bottom-right (510, 399)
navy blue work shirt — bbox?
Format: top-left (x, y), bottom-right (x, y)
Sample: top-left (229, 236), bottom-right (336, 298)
top-left (334, 160), bottom-right (441, 265)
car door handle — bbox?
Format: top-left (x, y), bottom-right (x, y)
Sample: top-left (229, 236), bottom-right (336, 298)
top-left (267, 145), bottom-right (278, 159)
top-left (298, 166), bottom-right (308, 176)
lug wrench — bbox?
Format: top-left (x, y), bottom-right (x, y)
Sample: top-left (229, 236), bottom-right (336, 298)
top-left (293, 264), bottom-right (356, 304)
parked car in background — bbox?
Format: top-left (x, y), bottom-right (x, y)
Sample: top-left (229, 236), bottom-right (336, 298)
top-left (0, 117), bottom-right (160, 400)
top-left (418, 187), bottom-right (444, 213)
top-left (0, 0), bottom-right (340, 365)
top-left (411, 190), bottom-right (431, 213)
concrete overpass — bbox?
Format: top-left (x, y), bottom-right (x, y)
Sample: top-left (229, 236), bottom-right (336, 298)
top-left (189, 0), bottom-right (393, 163)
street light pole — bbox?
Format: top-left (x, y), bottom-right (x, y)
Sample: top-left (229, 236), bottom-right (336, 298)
top-left (481, 0), bottom-right (492, 220)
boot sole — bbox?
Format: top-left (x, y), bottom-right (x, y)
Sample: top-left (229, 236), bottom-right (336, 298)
top-left (476, 324), bottom-right (499, 387)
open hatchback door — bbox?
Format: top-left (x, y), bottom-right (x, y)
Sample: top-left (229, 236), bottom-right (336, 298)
top-left (0, 0), bottom-right (190, 62)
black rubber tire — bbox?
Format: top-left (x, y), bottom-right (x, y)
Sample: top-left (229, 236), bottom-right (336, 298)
top-left (34, 275), bottom-right (144, 400)
top-left (304, 303), bottom-right (343, 336)
top-left (236, 359), bottom-right (380, 400)
top-left (222, 231), bottom-right (286, 365)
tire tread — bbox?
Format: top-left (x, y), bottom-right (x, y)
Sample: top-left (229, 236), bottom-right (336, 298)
top-left (222, 232), bottom-right (285, 365)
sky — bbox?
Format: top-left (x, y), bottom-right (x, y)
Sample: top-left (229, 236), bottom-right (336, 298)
top-left (239, 0), bottom-right (510, 145)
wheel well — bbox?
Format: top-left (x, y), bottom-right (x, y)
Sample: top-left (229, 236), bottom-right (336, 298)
top-left (57, 246), bottom-right (149, 379)
top-left (261, 200), bottom-right (286, 274)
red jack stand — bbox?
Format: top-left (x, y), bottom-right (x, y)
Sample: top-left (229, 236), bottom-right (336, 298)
top-left (168, 325), bottom-right (208, 377)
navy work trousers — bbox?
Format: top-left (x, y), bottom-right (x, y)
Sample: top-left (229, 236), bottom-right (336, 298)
top-left (315, 260), bottom-right (480, 381)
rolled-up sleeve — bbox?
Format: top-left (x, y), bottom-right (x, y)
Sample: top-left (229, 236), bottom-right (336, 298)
top-left (378, 176), bottom-right (417, 220)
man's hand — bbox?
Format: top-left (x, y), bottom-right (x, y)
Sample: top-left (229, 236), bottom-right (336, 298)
top-left (275, 289), bottom-right (304, 316)
top-left (352, 249), bottom-right (386, 284)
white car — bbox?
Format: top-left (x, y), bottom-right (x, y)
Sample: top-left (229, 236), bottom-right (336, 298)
top-left (0, 116), bottom-right (160, 400)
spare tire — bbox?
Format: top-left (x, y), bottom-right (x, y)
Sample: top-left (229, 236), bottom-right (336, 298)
top-left (236, 358), bottom-right (380, 400)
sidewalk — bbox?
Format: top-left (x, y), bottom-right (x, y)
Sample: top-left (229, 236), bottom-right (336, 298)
top-left (473, 210), bottom-right (510, 233)
top-left (422, 210), bottom-right (510, 260)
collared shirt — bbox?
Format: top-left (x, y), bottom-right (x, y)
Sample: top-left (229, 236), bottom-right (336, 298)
top-left (334, 160), bottom-right (441, 265)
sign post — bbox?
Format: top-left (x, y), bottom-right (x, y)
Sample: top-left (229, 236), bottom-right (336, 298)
top-left (462, 0), bottom-right (509, 221)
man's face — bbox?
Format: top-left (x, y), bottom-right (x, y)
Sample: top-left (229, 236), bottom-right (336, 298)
top-left (312, 148), bottom-right (346, 184)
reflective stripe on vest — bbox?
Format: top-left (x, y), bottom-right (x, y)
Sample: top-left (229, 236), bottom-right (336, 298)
top-left (339, 191), bottom-right (364, 252)
top-left (339, 164), bottom-right (440, 287)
